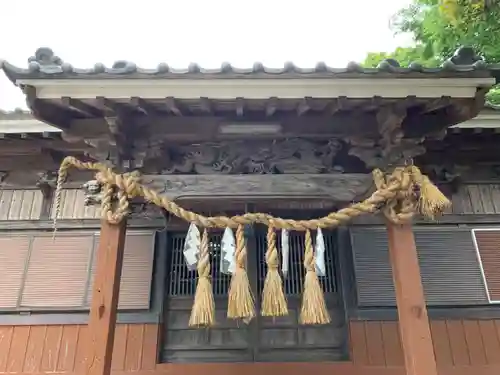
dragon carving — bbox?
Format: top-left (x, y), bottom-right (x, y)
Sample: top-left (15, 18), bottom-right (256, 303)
top-left (161, 139), bottom-right (343, 174)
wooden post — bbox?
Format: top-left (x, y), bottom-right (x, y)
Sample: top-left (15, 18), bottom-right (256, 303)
top-left (85, 219), bottom-right (127, 375)
top-left (386, 222), bottom-right (438, 375)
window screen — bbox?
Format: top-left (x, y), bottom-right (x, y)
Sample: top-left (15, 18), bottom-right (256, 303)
top-left (351, 226), bottom-right (488, 307)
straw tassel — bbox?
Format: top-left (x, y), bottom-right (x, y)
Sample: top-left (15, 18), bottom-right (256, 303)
top-left (189, 229), bottom-right (215, 327)
top-left (261, 226), bottom-right (288, 317)
top-left (299, 229), bottom-right (330, 325)
top-left (227, 224), bottom-right (255, 323)
top-left (410, 166), bottom-right (451, 218)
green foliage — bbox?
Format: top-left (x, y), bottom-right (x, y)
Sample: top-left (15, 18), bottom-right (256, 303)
top-left (486, 87), bottom-right (500, 105)
top-left (362, 0), bottom-right (500, 104)
top-left (363, 46), bottom-right (440, 68)
top-left (390, 0), bottom-right (500, 63)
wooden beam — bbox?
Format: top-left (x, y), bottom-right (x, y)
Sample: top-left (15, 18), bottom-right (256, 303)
top-left (165, 97), bottom-right (182, 116)
top-left (130, 97), bottom-right (156, 115)
top-left (199, 97), bottom-right (213, 114)
top-left (363, 95), bottom-right (383, 111)
top-left (69, 113), bottom-right (382, 140)
top-left (95, 97), bottom-right (119, 116)
top-left (420, 96), bottom-right (451, 114)
top-left (83, 173), bottom-right (373, 204)
top-left (266, 97), bottom-right (278, 117)
top-left (0, 139), bottom-right (91, 155)
top-left (297, 97), bottom-right (313, 116)
top-left (85, 219), bottom-right (127, 375)
top-left (236, 97), bottom-right (244, 116)
top-left (0, 154), bottom-right (60, 171)
top-left (62, 97), bottom-right (102, 117)
top-left (329, 96), bottom-right (349, 115)
top-left (386, 222), bottom-right (438, 375)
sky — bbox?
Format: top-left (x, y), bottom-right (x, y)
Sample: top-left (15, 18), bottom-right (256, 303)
top-left (0, 0), bottom-right (413, 110)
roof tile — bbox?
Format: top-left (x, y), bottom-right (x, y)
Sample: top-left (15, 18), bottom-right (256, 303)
top-left (2, 46), bottom-right (500, 83)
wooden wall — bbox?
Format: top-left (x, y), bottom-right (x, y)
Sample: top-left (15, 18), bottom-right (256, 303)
top-left (0, 321), bottom-right (499, 375)
top-left (0, 189), bottom-right (43, 220)
top-left (50, 189), bottom-right (100, 220)
top-left (450, 184), bottom-right (500, 214)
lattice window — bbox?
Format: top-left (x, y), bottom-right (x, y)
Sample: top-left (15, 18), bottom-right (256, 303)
top-left (168, 232), bottom-right (231, 296)
top-left (255, 231), bottom-right (337, 295)
top-left (162, 228), bottom-right (347, 363)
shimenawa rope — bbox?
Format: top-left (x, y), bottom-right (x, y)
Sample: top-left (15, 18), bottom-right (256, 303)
top-left (53, 156), bottom-right (451, 327)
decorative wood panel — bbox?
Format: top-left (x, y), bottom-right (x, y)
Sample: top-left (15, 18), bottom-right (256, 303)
top-left (50, 189), bottom-right (100, 219)
top-left (0, 189), bottom-right (43, 220)
top-left (450, 184), bottom-right (500, 214)
top-left (0, 321), bottom-right (499, 375)
top-left (472, 229), bottom-right (500, 302)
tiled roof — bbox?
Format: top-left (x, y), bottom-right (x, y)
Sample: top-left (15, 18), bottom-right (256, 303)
top-left (485, 102), bottom-right (500, 111)
top-left (0, 108), bottom-right (32, 120)
top-left (0, 109), bottom-right (60, 134)
top-left (1, 46), bottom-right (500, 82)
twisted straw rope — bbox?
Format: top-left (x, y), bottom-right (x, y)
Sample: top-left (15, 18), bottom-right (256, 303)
top-left (261, 226), bottom-right (288, 317)
top-left (304, 230), bottom-right (315, 272)
top-left (188, 228), bottom-right (215, 327)
top-left (300, 229), bottom-right (330, 324)
top-left (227, 224), bottom-right (255, 321)
top-left (53, 156), bottom-right (441, 232)
top-left (197, 228), bottom-right (210, 278)
top-left (266, 226), bottom-right (279, 270)
top-left (234, 224), bottom-right (247, 269)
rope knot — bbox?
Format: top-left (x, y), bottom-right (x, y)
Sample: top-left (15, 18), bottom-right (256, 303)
top-left (53, 156), bottom-right (450, 235)
top-left (373, 166), bottom-right (418, 224)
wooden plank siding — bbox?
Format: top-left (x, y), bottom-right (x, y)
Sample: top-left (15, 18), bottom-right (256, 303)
top-left (0, 321), bottom-right (499, 375)
top-left (0, 183), bottom-right (499, 221)
top-left (450, 184), bottom-right (500, 214)
top-left (0, 189), bottom-right (43, 220)
top-left (50, 189), bottom-right (100, 220)
top-left (42, 184), bottom-right (500, 218)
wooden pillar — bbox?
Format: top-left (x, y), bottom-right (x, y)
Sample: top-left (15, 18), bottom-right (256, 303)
top-left (386, 222), bottom-right (438, 375)
top-left (85, 219), bottom-right (127, 375)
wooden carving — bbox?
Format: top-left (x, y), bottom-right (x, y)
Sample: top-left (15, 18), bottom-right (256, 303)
top-left (159, 139), bottom-right (343, 174)
top-left (348, 137), bottom-right (426, 169)
top-left (36, 171), bottom-right (58, 198)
